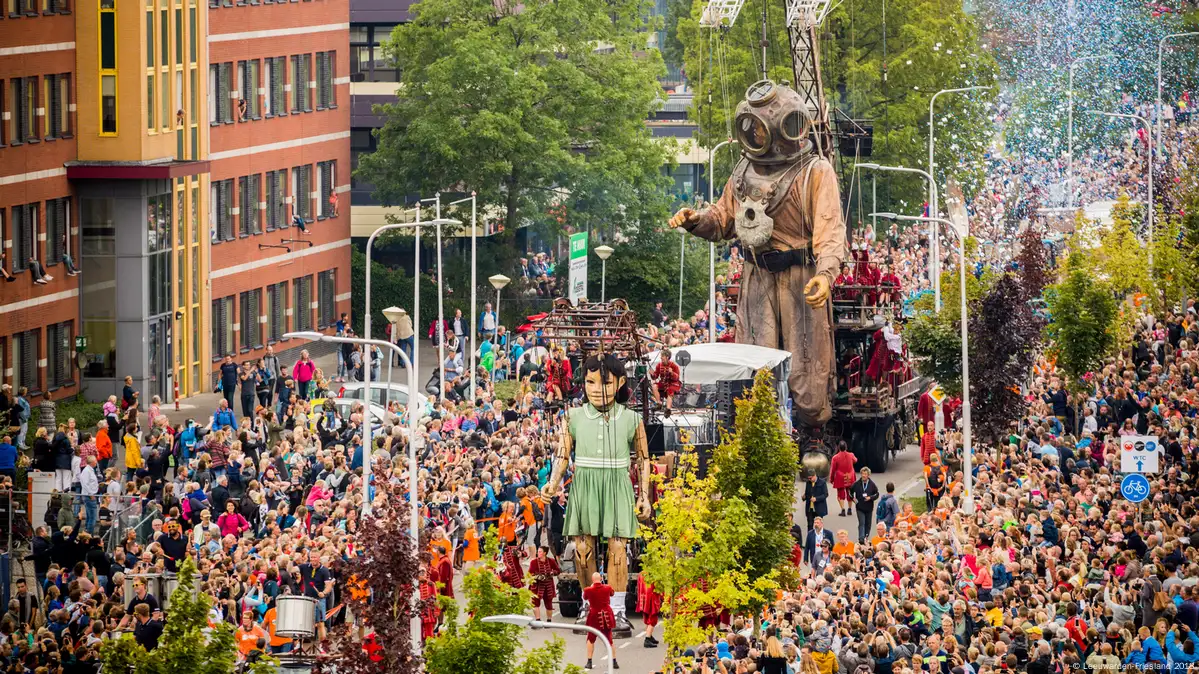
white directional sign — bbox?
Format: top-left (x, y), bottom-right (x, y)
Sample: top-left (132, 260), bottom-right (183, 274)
top-left (1120, 435), bottom-right (1160, 474)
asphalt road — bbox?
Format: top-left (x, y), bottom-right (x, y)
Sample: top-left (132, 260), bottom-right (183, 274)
top-left (510, 442), bottom-right (930, 674)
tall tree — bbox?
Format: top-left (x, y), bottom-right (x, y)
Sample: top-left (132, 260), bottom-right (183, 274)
top-left (641, 440), bottom-right (778, 662)
top-left (1094, 193), bottom-right (1150, 297)
top-left (1045, 250), bottom-right (1119, 387)
top-left (711, 369), bottom-right (798, 601)
top-left (967, 273), bottom-right (1043, 442)
top-left (359, 0), bottom-right (675, 239)
top-left (100, 558), bottom-right (276, 674)
top-left (672, 0), bottom-right (998, 212)
top-left (583, 223), bottom-right (712, 321)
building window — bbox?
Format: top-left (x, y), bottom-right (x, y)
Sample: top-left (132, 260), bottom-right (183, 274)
top-left (293, 276), bottom-right (312, 332)
top-left (146, 9), bottom-right (155, 68)
top-left (265, 169), bottom-right (286, 230)
top-left (315, 51), bottom-right (335, 109)
top-left (211, 178), bottom-right (233, 242)
top-left (11, 77), bottom-right (37, 144)
top-left (317, 160), bottom-right (335, 219)
top-left (317, 269), bottom-right (335, 328)
top-left (267, 281), bottom-right (286, 342)
top-left (47, 321), bottom-right (73, 389)
top-left (350, 24), bottom-right (398, 82)
top-left (101, 75), bottom-right (117, 134)
top-left (291, 165), bottom-right (311, 222)
top-left (290, 53), bottom-right (310, 113)
top-left (48, 0), bottom-right (68, 13)
top-left (11, 203), bottom-right (38, 274)
top-left (265, 56), bottom-right (284, 117)
top-left (11, 0), bottom-right (36, 16)
top-left (212, 296), bottom-right (233, 359)
top-left (239, 288), bottom-right (262, 350)
top-left (46, 73), bottom-right (71, 138)
top-left (13, 330), bottom-right (40, 395)
top-left (238, 174), bottom-right (261, 236)
top-left (209, 62), bottom-right (232, 124)
top-left (238, 59), bottom-right (259, 120)
top-left (146, 74), bottom-right (155, 130)
top-left (45, 197), bottom-right (69, 265)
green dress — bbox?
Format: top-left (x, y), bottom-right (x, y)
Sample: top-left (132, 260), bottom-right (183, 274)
top-left (563, 402), bottom-right (640, 539)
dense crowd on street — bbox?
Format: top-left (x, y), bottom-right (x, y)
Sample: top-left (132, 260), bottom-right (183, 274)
top-left (0, 90), bottom-right (1195, 674)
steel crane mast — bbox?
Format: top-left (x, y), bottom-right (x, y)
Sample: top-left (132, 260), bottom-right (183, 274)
top-left (699, 0), bottom-right (837, 159)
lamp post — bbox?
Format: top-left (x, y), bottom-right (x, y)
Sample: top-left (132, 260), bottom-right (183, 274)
top-left (854, 163), bottom-right (939, 310)
top-left (1066, 55), bottom-right (1112, 207)
top-left (677, 227), bottom-right (686, 319)
top-left (929, 85), bottom-right (991, 311)
top-left (489, 274), bottom-right (511, 360)
top-left (448, 192), bottom-right (478, 399)
top-left (433, 193), bottom-right (446, 403)
top-left (870, 211), bottom-right (973, 515)
top-left (1158, 33), bottom-right (1199, 164)
top-left (1086, 110), bottom-right (1154, 266)
top-left (709, 139), bottom-right (734, 343)
top-left (595, 245), bottom-right (614, 302)
top-left (481, 615), bottom-right (614, 674)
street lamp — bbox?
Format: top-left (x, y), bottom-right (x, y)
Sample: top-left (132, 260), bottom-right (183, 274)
top-left (1158, 33), bottom-right (1199, 164)
top-left (709, 139), bottom-right (735, 343)
top-left (595, 245), bottom-right (614, 302)
top-left (855, 163), bottom-right (941, 311)
top-left (282, 331), bottom-right (420, 532)
top-left (929, 85), bottom-right (992, 308)
top-left (1066, 55), bottom-right (1113, 207)
top-left (481, 615), bottom-right (614, 674)
top-left (870, 211), bottom-right (974, 515)
top-left (1086, 110), bottom-right (1154, 265)
top-left (489, 274), bottom-right (511, 360)
top-left (448, 192), bottom-right (479, 399)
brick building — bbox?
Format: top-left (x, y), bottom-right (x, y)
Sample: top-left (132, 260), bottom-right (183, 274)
top-left (0, 0), bottom-right (349, 405)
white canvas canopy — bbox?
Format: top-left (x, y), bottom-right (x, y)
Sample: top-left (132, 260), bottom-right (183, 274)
top-left (645, 343), bottom-right (791, 384)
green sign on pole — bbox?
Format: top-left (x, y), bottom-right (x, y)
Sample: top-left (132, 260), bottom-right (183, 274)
top-left (568, 231), bottom-right (588, 305)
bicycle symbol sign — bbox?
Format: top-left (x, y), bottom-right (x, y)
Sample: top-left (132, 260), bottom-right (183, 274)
top-left (1121, 473), bottom-right (1151, 503)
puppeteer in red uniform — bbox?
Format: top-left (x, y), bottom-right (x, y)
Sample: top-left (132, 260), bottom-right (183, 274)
top-left (418, 567), bottom-right (440, 642)
top-left (528, 547), bottom-right (560, 620)
top-left (582, 573), bottom-right (619, 671)
top-left (435, 553), bottom-right (454, 598)
top-left (500, 545), bottom-right (524, 589)
top-left (636, 574), bottom-right (663, 649)
top-left (652, 349), bottom-right (682, 410)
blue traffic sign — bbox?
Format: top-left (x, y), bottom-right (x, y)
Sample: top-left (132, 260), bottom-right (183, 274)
top-left (1121, 473), bottom-right (1151, 503)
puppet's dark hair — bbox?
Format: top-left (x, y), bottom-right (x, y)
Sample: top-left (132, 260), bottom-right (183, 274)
top-left (582, 353), bottom-right (631, 404)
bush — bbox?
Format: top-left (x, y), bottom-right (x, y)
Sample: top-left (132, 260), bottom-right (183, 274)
top-left (30, 396), bottom-right (105, 432)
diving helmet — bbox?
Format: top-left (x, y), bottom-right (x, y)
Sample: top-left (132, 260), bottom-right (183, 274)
top-left (734, 80), bottom-right (814, 166)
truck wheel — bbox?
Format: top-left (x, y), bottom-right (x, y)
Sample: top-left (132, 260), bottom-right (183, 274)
top-left (863, 418), bottom-right (892, 474)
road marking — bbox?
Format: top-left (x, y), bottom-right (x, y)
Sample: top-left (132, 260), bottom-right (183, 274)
top-left (601, 654), bottom-right (610, 661)
top-left (635, 631), bottom-right (645, 638)
top-left (620, 642), bottom-right (631, 649)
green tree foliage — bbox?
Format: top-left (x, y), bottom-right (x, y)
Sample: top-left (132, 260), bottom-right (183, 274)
top-left (903, 256), bottom-right (993, 395)
top-left (641, 439), bottom-right (778, 662)
top-left (1094, 193), bottom-right (1150, 297)
top-left (672, 0), bottom-right (997, 211)
top-left (359, 0), bottom-right (675, 240)
top-left (1150, 207), bottom-right (1189, 313)
top-left (712, 369), bottom-right (797, 598)
top-left (100, 558), bottom-right (275, 674)
top-left (1045, 251), bottom-right (1118, 386)
top-left (967, 273), bottom-right (1043, 442)
top-left (425, 530), bottom-right (583, 674)
top-left (585, 225), bottom-right (712, 321)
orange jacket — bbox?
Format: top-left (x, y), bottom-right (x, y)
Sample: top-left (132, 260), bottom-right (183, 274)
top-left (96, 429), bottom-right (113, 461)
